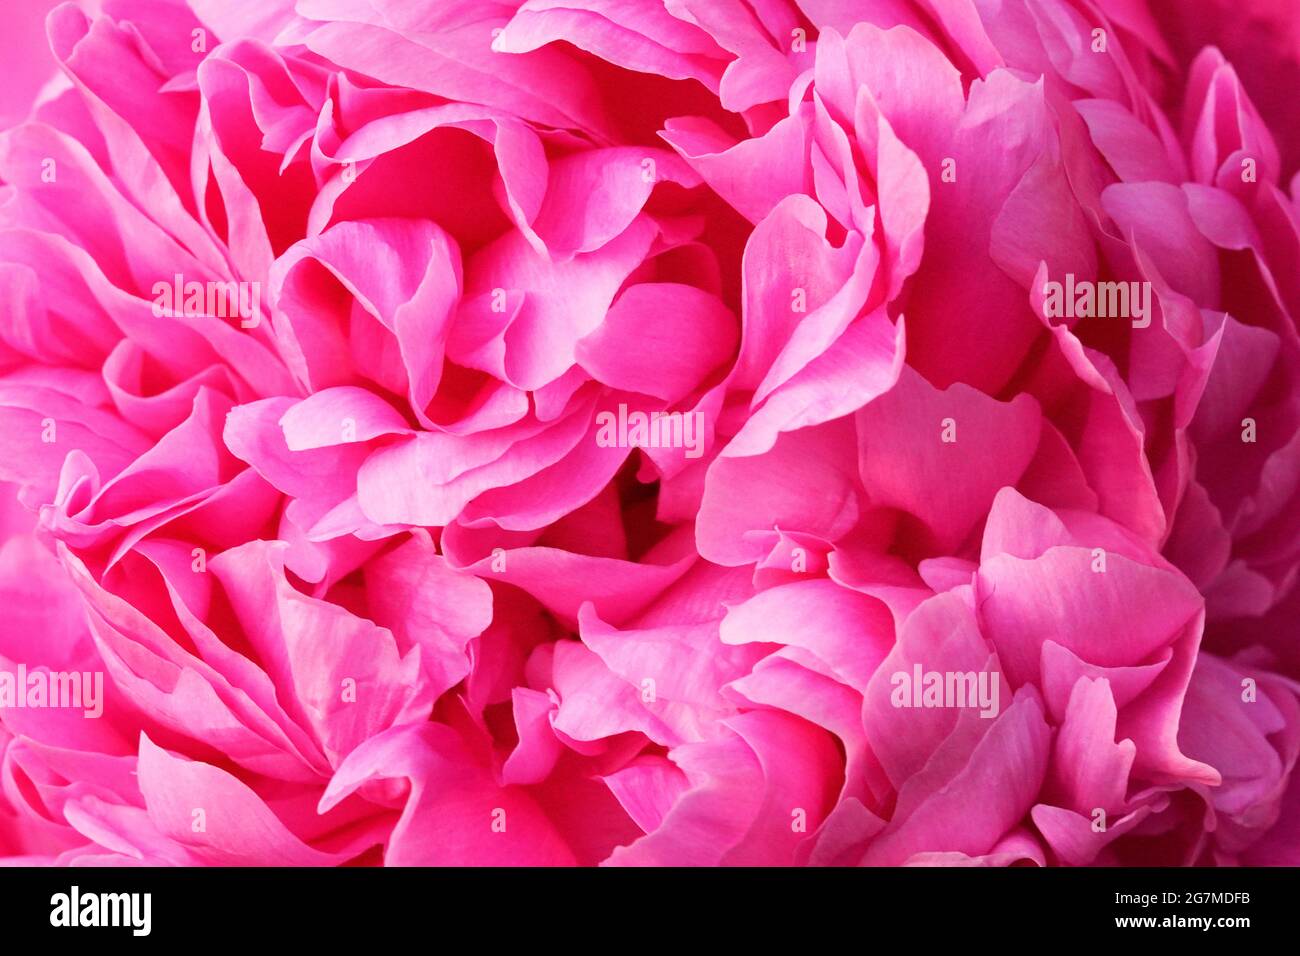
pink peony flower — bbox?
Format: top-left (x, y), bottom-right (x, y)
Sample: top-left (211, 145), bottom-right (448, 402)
top-left (0, 0), bottom-right (1297, 867)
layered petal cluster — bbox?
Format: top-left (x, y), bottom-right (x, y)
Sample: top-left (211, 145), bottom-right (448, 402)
top-left (0, 0), bottom-right (1297, 866)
